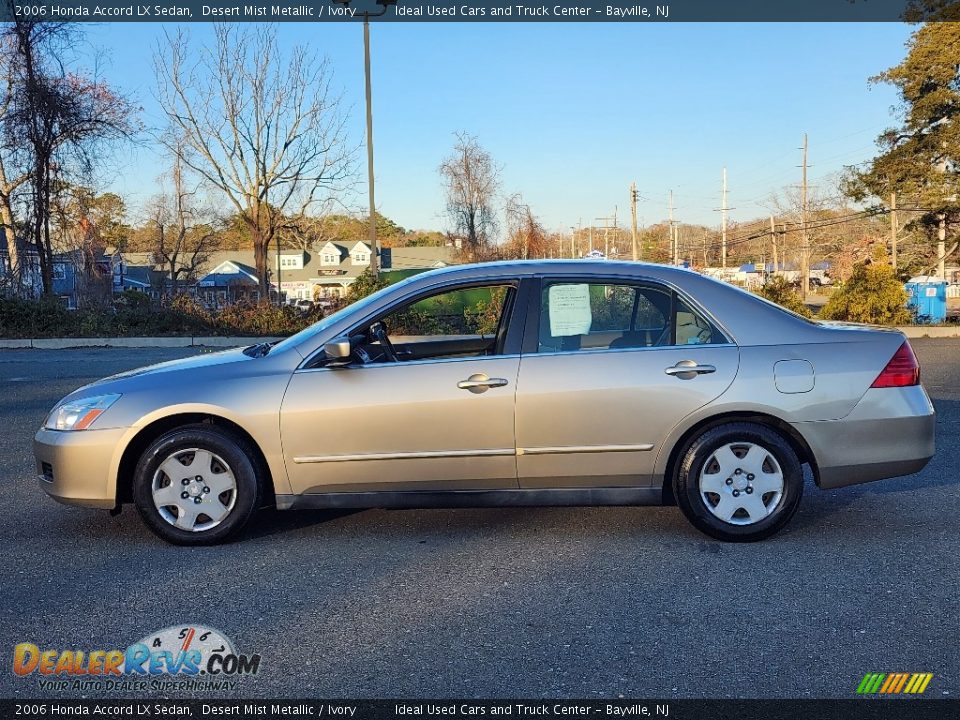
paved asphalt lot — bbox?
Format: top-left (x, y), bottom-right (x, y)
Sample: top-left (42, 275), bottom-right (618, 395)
top-left (0, 342), bottom-right (957, 700)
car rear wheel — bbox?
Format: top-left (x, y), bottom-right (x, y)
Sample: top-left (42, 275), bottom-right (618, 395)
top-left (132, 425), bottom-right (261, 545)
top-left (673, 422), bottom-right (803, 542)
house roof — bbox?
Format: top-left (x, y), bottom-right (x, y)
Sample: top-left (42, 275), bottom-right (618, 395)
top-left (382, 246), bottom-right (456, 270)
top-left (96, 241), bottom-right (458, 288)
top-left (122, 265), bottom-right (154, 288)
top-left (199, 259), bottom-right (260, 287)
top-left (199, 247), bottom-right (374, 285)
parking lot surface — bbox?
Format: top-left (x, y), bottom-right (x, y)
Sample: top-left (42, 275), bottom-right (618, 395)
top-left (0, 342), bottom-right (957, 699)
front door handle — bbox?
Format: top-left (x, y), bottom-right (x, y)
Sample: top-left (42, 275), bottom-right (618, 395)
top-left (458, 373), bottom-right (509, 394)
top-left (664, 360), bottom-right (717, 379)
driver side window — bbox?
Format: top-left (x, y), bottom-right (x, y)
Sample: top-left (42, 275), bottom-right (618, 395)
top-left (364, 284), bottom-right (513, 363)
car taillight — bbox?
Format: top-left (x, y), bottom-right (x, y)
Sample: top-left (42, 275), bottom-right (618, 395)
top-left (871, 341), bottom-right (920, 388)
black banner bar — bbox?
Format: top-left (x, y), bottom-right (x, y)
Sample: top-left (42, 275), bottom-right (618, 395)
top-left (0, 0), bottom-right (935, 23)
top-left (1, 700), bottom-right (958, 720)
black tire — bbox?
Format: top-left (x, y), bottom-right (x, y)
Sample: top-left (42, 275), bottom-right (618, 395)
top-left (132, 424), bottom-right (262, 546)
top-left (673, 422), bottom-right (803, 542)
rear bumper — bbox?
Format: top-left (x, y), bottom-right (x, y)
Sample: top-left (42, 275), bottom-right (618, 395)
top-left (33, 427), bottom-right (126, 509)
top-left (793, 386), bottom-right (935, 490)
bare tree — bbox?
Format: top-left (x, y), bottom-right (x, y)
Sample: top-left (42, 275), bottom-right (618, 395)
top-left (0, 49), bottom-right (30, 290)
top-left (2, 18), bottom-right (137, 296)
top-left (278, 213), bottom-right (333, 253)
top-left (503, 194), bottom-right (549, 260)
top-left (150, 147), bottom-right (219, 298)
top-left (154, 25), bottom-right (354, 300)
top-left (439, 132), bottom-right (500, 260)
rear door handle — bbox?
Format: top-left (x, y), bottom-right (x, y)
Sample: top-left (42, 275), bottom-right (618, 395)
top-left (665, 361), bottom-right (716, 379)
top-left (458, 373), bottom-right (509, 394)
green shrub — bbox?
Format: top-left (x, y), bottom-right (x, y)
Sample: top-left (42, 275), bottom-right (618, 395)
top-left (0, 291), bottom-right (336, 339)
top-left (346, 268), bottom-right (391, 302)
top-left (820, 261), bottom-right (911, 325)
top-left (756, 277), bottom-right (813, 318)
top-left (114, 289), bottom-right (153, 310)
top-left (215, 301), bottom-right (305, 336)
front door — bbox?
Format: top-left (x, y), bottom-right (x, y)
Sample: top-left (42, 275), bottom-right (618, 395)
top-left (280, 283), bottom-right (521, 495)
top-left (515, 279), bottom-right (739, 488)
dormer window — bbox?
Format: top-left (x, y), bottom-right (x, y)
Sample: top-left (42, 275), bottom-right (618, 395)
top-left (276, 252), bottom-right (305, 270)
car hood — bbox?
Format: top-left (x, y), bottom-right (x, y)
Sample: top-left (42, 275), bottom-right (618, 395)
top-left (90, 347), bottom-right (253, 386)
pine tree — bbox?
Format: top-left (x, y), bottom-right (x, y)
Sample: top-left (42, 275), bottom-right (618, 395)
top-left (820, 254), bottom-right (911, 325)
top-left (845, 16), bottom-right (960, 242)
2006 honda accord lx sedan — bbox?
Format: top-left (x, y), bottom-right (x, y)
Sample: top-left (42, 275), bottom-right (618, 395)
top-left (34, 260), bottom-right (935, 544)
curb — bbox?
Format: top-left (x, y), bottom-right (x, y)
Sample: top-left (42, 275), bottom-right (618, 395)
top-left (897, 327), bottom-right (960, 339)
top-left (0, 336), bottom-right (284, 349)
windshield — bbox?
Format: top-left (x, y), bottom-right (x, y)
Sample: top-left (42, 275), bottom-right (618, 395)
top-left (269, 277), bottom-right (417, 355)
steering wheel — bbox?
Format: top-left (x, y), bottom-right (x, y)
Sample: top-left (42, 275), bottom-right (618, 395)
top-left (370, 321), bottom-right (399, 362)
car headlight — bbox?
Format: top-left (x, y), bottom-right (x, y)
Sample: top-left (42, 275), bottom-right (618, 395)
top-left (44, 394), bottom-right (121, 431)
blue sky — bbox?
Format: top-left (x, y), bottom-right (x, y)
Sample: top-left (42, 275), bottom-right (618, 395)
top-left (83, 21), bottom-right (913, 233)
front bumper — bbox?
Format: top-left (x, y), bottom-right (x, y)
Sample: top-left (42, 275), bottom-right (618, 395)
top-left (793, 386), bottom-right (935, 490)
top-left (34, 427), bottom-right (127, 509)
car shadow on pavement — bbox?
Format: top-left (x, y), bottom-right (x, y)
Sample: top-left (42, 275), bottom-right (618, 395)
top-left (241, 508), bottom-right (363, 539)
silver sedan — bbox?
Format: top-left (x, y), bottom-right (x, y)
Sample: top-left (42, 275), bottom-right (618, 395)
top-left (34, 261), bottom-right (935, 544)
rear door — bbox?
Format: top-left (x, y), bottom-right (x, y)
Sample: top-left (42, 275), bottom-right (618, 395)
top-left (514, 277), bottom-right (739, 488)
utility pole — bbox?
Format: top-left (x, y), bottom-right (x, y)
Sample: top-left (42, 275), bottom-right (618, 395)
top-left (938, 214), bottom-right (946, 279)
top-left (890, 192), bottom-right (898, 271)
top-left (668, 191), bottom-right (675, 265)
top-left (770, 215), bottom-right (778, 274)
top-left (721, 167), bottom-right (729, 269)
top-left (363, 17), bottom-right (379, 278)
top-left (611, 206), bottom-right (618, 257)
top-left (276, 234), bottom-right (283, 305)
top-left (595, 213), bottom-right (616, 257)
top-left (630, 182), bottom-right (639, 261)
top-left (800, 133), bottom-right (810, 299)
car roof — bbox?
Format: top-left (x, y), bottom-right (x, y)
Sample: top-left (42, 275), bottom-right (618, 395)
top-left (412, 258), bottom-right (695, 282)
top-left (294, 260), bottom-right (874, 355)
top-left (388, 260), bottom-right (831, 347)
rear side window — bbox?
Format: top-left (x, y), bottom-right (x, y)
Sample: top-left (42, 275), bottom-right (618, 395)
top-left (538, 281), bottom-right (723, 353)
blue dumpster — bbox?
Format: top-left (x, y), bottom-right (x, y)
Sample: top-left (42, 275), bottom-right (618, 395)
top-left (905, 280), bottom-right (947, 323)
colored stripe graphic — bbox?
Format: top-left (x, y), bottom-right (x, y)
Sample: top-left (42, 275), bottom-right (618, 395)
top-left (856, 672), bottom-right (932, 694)
top-left (857, 673), bottom-right (886, 694)
top-left (892, 673), bottom-right (910, 693)
top-left (904, 673), bottom-right (934, 694)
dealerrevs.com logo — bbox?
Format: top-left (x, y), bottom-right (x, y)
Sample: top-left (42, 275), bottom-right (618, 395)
top-left (12, 625), bottom-right (261, 692)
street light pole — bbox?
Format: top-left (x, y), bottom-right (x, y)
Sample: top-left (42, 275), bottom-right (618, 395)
top-left (334, 0), bottom-right (395, 279)
top-left (363, 16), bottom-right (378, 279)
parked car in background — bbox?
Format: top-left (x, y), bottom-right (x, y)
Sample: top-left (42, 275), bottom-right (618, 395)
top-left (35, 260), bottom-right (935, 545)
top-left (287, 298), bottom-right (314, 314)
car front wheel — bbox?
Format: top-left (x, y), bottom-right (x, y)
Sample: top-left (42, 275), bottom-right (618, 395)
top-left (673, 422), bottom-right (803, 542)
top-left (132, 425), bottom-right (262, 545)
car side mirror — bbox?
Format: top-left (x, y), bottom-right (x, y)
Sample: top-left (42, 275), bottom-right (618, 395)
top-left (323, 337), bottom-right (353, 366)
